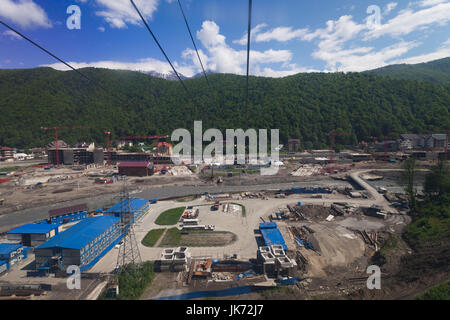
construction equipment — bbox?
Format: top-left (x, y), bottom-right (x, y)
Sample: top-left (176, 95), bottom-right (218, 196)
top-left (327, 131), bottom-right (350, 165)
top-left (41, 126), bottom-right (91, 167)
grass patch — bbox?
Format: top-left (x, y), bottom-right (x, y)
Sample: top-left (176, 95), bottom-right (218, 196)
top-left (379, 235), bottom-right (399, 257)
top-left (155, 207), bottom-right (185, 225)
top-left (160, 228), bottom-right (182, 246)
top-left (416, 280), bottom-right (450, 300)
top-left (259, 286), bottom-right (296, 298)
top-left (404, 215), bottom-right (450, 246)
top-left (99, 262), bottom-right (155, 300)
top-left (231, 203), bottom-right (246, 217)
top-left (141, 229), bottom-right (166, 247)
top-left (0, 166), bottom-right (20, 173)
top-left (159, 228), bottom-right (237, 247)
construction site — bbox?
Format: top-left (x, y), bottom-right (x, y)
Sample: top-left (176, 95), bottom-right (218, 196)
top-left (0, 126), bottom-right (443, 300)
top-left (0, 150), bottom-right (424, 300)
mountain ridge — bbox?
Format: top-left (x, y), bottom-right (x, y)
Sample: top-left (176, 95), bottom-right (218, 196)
top-left (0, 63), bottom-right (449, 149)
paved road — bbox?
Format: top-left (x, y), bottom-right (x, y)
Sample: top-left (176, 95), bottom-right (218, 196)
top-left (349, 170), bottom-right (394, 212)
top-left (0, 180), bottom-right (352, 233)
top-left (1, 168), bottom-right (414, 233)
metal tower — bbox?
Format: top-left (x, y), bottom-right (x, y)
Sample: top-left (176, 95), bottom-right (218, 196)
top-left (116, 180), bottom-right (142, 271)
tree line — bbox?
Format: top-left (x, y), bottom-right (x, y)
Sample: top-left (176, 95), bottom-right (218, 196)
top-left (0, 67), bottom-right (449, 149)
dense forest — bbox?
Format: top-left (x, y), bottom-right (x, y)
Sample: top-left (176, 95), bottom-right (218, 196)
top-left (366, 57), bottom-right (450, 85)
top-left (0, 62), bottom-right (449, 149)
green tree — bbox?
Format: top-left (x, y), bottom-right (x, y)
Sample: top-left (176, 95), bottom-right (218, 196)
top-left (401, 157), bottom-right (417, 212)
top-left (424, 160), bottom-right (450, 200)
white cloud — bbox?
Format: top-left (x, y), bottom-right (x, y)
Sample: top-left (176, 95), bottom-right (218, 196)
top-left (295, 14), bottom-right (422, 72)
top-left (98, 26), bottom-right (105, 32)
top-left (254, 26), bottom-right (309, 43)
top-left (2, 30), bottom-right (22, 40)
top-left (192, 20), bottom-right (304, 77)
top-left (233, 23), bottom-right (267, 45)
top-left (330, 41), bottom-right (420, 72)
top-left (0, 0), bottom-right (52, 29)
top-left (384, 2), bottom-right (398, 15)
top-left (364, 1), bottom-right (450, 39)
top-left (417, 0), bottom-right (448, 7)
top-left (45, 20), bottom-right (311, 79)
top-left (391, 38), bottom-right (450, 64)
top-left (42, 57), bottom-right (197, 78)
top-left (233, 24), bottom-right (309, 44)
top-left (94, 0), bottom-right (159, 29)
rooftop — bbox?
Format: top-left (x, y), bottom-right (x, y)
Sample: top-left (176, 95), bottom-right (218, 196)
top-left (0, 243), bottom-right (22, 255)
top-left (36, 216), bottom-right (120, 250)
top-left (7, 224), bottom-right (58, 235)
top-left (118, 162), bottom-right (151, 168)
top-left (103, 198), bottom-right (149, 215)
top-left (260, 227), bottom-right (287, 251)
top-left (49, 204), bottom-right (87, 218)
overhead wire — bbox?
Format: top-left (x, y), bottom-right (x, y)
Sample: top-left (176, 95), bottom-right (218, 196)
top-left (245, 0), bottom-right (253, 125)
top-left (130, 0), bottom-right (189, 93)
top-left (0, 20), bottom-right (92, 83)
top-left (177, 0), bottom-right (210, 87)
top-left (0, 19), bottom-right (142, 138)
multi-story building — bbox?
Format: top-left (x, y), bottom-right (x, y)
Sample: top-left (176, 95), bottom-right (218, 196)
top-left (0, 147), bottom-right (15, 161)
top-left (34, 216), bottom-right (124, 272)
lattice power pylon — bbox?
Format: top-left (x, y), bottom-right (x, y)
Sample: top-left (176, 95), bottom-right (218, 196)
top-left (116, 180), bottom-right (142, 272)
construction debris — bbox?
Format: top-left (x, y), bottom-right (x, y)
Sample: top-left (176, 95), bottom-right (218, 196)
top-left (291, 164), bottom-right (323, 177)
top-left (167, 166), bottom-right (193, 176)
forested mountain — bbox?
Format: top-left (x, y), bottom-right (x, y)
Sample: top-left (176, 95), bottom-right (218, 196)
top-left (0, 66), bottom-right (449, 149)
top-left (365, 57), bottom-right (450, 85)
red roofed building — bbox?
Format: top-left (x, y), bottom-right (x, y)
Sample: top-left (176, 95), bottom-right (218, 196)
top-left (118, 161), bottom-right (154, 177)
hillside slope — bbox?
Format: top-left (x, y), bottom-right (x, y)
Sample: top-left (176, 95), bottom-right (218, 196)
top-left (365, 57), bottom-right (450, 85)
top-left (0, 67), bottom-right (449, 149)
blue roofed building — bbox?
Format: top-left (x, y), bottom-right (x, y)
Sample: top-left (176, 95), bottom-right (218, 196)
top-left (0, 243), bottom-right (24, 274)
top-left (34, 216), bottom-right (124, 272)
top-left (7, 224), bottom-right (59, 247)
top-left (48, 204), bottom-right (88, 225)
top-left (259, 222), bottom-right (288, 251)
top-left (103, 198), bottom-right (150, 223)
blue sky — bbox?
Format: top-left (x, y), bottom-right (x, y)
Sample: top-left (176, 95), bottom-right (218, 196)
top-left (0, 0), bottom-right (449, 77)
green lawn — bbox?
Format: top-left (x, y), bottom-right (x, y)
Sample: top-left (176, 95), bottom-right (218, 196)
top-left (159, 228), bottom-right (237, 247)
top-left (141, 229), bottom-right (166, 247)
top-left (155, 207), bottom-right (185, 225)
top-left (160, 228), bottom-right (182, 246)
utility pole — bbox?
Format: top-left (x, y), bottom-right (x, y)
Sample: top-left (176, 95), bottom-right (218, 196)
top-left (116, 180), bottom-right (142, 273)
